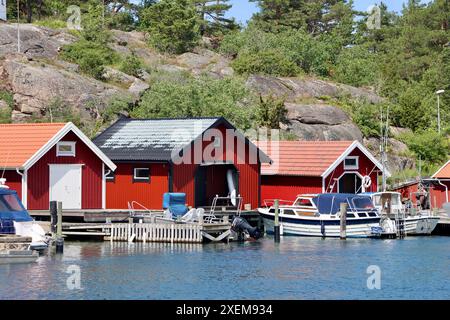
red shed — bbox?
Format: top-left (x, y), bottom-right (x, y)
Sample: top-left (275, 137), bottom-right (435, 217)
top-left (421, 161), bottom-right (450, 208)
top-left (0, 123), bottom-right (116, 210)
top-left (93, 117), bottom-right (271, 210)
top-left (256, 140), bottom-right (388, 203)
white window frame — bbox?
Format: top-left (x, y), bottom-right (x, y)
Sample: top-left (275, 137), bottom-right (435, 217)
top-left (56, 141), bottom-right (76, 157)
top-left (344, 156), bottom-right (359, 170)
top-left (133, 168), bottom-right (150, 182)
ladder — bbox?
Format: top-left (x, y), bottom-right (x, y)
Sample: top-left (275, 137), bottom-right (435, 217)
top-left (395, 209), bottom-right (406, 238)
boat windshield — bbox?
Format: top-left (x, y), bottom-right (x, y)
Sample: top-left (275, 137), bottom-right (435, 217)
top-left (0, 194), bottom-right (25, 211)
top-left (352, 197), bottom-right (375, 211)
top-left (293, 198), bottom-right (314, 207)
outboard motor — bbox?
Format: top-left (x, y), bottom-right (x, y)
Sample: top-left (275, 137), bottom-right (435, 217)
top-left (231, 217), bottom-right (261, 241)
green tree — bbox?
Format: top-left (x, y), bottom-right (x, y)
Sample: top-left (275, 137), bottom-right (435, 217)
top-left (141, 0), bottom-right (200, 54)
top-left (191, 0), bottom-right (237, 36)
top-left (132, 73), bottom-right (257, 130)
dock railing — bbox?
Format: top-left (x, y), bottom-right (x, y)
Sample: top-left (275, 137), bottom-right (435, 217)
top-left (108, 223), bottom-right (203, 243)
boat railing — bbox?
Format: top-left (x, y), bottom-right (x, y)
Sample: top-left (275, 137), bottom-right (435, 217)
top-left (127, 201), bottom-right (161, 218)
top-left (263, 199), bottom-right (295, 208)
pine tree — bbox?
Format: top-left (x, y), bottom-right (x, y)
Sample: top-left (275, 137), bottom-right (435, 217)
top-left (191, 0), bottom-right (237, 36)
top-left (250, 0), bottom-right (355, 36)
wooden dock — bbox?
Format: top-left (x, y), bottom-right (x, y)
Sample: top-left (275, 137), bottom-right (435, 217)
top-left (433, 215), bottom-right (450, 235)
top-left (0, 235), bottom-right (32, 251)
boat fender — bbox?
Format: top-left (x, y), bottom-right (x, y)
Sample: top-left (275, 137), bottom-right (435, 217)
top-left (362, 176), bottom-right (372, 189)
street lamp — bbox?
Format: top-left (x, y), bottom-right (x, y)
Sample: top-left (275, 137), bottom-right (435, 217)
top-left (436, 89), bottom-right (445, 134)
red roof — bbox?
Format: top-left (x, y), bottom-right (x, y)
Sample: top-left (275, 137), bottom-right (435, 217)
top-left (0, 123), bottom-right (66, 168)
top-left (256, 141), bottom-right (353, 177)
top-left (433, 160), bottom-right (450, 179)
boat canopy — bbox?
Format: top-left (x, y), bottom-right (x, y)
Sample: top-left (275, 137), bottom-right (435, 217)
top-left (0, 188), bottom-right (33, 222)
top-left (314, 193), bottom-right (375, 215)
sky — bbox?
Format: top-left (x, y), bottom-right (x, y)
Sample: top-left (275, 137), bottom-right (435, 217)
top-left (226, 0), bottom-right (433, 24)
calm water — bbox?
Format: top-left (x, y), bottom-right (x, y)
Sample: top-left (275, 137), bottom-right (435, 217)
top-left (1, 237), bottom-right (449, 300)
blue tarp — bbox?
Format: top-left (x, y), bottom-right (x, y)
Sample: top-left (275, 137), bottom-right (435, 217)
top-left (0, 188), bottom-right (33, 222)
top-left (313, 193), bottom-right (375, 215)
top-left (162, 193), bottom-right (189, 217)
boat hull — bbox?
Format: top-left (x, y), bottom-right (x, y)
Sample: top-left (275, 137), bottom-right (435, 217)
top-left (404, 216), bottom-right (440, 235)
top-left (259, 211), bottom-right (381, 238)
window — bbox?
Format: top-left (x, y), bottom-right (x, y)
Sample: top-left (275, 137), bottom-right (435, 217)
top-left (105, 170), bottom-right (115, 181)
top-left (283, 209), bottom-right (295, 215)
top-left (57, 141), bottom-right (76, 157)
top-left (344, 156), bottom-right (359, 170)
top-left (133, 168), bottom-right (150, 182)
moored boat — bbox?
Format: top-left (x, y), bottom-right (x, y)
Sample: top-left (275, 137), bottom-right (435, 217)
top-left (0, 179), bottom-right (49, 250)
top-left (258, 193), bottom-right (384, 238)
top-left (366, 192), bottom-right (439, 235)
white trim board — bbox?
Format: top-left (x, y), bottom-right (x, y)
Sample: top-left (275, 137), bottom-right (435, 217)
top-left (432, 160), bottom-right (450, 178)
top-left (321, 141), bottom-right (390, 179)
top-left (22, 122), bottom-right (117, 172)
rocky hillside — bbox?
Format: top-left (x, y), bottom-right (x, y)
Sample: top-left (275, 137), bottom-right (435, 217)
top-left (0, 23), bottom-right (414, 173)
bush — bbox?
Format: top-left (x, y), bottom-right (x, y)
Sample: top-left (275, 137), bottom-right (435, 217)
top-left (399, 129), bottom-right (449, 166)
top-left (120, 54), bottom-right (143, 78)
top-left (0, 90), bottom-right (13, 124)
top-left (132, 73), bottom-right (257, 130)
top-left (61, 40), bottom-right (117, 79)
top-left (231, 49), bottom-right (301, 77)
top-left (333, 46), bottom-right (380, 87)
top-left (220, 26), bottom-right (337, 77)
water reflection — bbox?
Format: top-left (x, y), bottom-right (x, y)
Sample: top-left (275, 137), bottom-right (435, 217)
top-left (0, 237), bottom-right (449, 300)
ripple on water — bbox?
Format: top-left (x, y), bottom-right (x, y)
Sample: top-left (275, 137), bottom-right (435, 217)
top-left (1, 237), bottom-right (449, 300)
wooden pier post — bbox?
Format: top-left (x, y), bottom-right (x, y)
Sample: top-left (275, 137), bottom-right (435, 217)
top-left (274, 199), bottom-right (280, 242)
top-left (50, 201), bottom-right (57, 235)
top-left (340, 202), bottom-right (347, 240)
top-left (55, 201), bottom-right (64, 253)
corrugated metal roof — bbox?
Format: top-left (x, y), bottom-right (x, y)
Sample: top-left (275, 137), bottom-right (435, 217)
top-left (94, 117), bottom-right (223, 161)
top-left (0, 123), bottom-right (66, 168)
top-left (256, 140), bottom-right (353, 177)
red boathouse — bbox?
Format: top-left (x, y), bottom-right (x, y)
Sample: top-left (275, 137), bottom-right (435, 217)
top-left (0, 123), bottom-right (116, 210)
top-left (256, 140), bottom-right (388, 203)
top-left (93, 117), bottom-right (271, 210)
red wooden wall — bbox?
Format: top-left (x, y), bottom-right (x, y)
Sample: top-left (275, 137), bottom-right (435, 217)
top-left (430, 182), bottom-right (450, 209)
top-left (2, 170), bottom-right (22, 199)
top-left (324, 148), bottom-right (379, 193)
top-left (172, 123), bottom-right (261, 209)
top-left (106, 163), bottom-right (169, 209)
top-left (261, 175), bottom-right (323, 204)
top-left (27, 132), bottom-right (103, 210)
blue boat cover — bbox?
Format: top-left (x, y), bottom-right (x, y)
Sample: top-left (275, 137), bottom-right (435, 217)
top-left (314, 193), bottom-right (375, 215)
top-left (162, 193), bottom-right (189, 217)
top-left (0, 188), bottom-right (33, 222)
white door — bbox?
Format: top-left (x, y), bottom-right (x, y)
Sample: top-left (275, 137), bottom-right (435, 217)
top-left (49, 165), bottom-right (82, 209)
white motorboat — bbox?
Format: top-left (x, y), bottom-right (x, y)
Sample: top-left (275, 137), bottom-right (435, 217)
top-left (258, 193), bottom-right (387, 238)
top-left (366, 192), bottom-right (440, 235)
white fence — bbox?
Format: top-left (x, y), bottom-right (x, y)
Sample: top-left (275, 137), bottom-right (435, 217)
top-left (108, 223), bottom-right (203, 243)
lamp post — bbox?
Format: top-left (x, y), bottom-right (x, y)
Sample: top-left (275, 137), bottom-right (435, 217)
top-left (17, 0), bottom-right (20, 53)
top-left (436, 90), bottom-right (445, 134)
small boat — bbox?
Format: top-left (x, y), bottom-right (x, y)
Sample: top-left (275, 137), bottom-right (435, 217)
top-left (0, 250), bottom-right (39, 264)
top-left (258, 193), bottom-right (385, 238)
top-left (366, 192), bottom-right (440, 236)
top-left (0, 179), bottom-right (49, 250)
